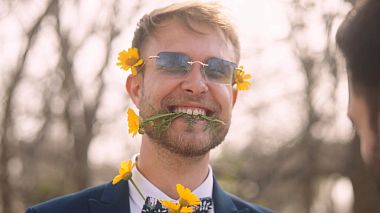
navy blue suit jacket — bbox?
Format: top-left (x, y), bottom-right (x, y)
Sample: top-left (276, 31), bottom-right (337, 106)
top-left (26, 177), bottom-right (275, 213)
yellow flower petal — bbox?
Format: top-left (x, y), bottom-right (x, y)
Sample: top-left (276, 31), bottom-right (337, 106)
top-left (161, 201), bottom-right (181, 212)
top-left (179, 207), bottom-right (193, 213)
top-left (135, 58), bottom-right (144, 66)
top-left (131, 66), bottom-right (138, 76)
top-left (127, 108), bottom-right (140, 137)
top-left (129, 48), bottom-right (139, 59)
top-left (116, 48), bottom-right (144, 75)
top-left (120, 160), bottom-right (132, 174)
top-left (161, 200), bottom-right (194, 213)
top-left (243, 73), bottom-right (252, 79)
top-left (112, 174), bottom-right (123, 185)
top-left (234, 66), bottom-right (251, 91)
top-left (112, 160), bottom-right (135, 185)
top-left (237, 81), bottom-right (250, 90)
top-left (176, 184), bottom-right (201, 206)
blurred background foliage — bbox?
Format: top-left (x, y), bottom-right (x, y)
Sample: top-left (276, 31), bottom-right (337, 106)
top-left (1, 0), bottom-right (379, 212)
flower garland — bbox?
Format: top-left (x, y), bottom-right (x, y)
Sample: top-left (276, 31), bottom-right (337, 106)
top-left (113, 47), bottom-right (252, 212)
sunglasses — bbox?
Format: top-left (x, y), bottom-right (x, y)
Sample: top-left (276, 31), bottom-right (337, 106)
top-left (148, 52), bottom-right (237, 85)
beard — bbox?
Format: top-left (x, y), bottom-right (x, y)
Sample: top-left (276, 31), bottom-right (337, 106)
top-left (138, 92), bottom-right (231, 157)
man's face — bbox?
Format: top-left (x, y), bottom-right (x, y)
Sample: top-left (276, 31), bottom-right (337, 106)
top-left (348, 76), bottom-right (380, 185)
top-left (128, 19), bottom-right (238, 157)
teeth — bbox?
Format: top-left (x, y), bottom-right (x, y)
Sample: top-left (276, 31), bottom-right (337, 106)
top-left (173, 107), bottom-right (206, 116)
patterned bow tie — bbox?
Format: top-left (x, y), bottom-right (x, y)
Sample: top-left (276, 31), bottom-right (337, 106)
top-left (141, 196), bottom-right (213, 213)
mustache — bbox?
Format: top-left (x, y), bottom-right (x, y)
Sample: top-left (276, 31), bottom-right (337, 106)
top-left (160, 94), bottom-right (220, 113)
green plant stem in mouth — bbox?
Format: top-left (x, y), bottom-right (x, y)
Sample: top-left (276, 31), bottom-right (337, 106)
top-left (140, 112), bottom-right (225, 136)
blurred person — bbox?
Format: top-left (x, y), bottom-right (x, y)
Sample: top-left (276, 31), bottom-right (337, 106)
top-left (25, 1), bottom-right (275, 213)
top-left (336, 0), bottom-right (380, 189)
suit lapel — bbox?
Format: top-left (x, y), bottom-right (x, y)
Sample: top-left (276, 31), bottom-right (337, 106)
top-left (212, 176), bottom-right (249, 213)
top-left (88, 180), bottom-right (131, 213)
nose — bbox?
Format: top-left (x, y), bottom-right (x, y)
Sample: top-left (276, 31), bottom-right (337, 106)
top-left (181, 63), bottom-right (208, 95)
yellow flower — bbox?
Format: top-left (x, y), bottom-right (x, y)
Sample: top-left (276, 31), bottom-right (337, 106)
top-left (234, 66), bottom-right (251, 90)
top-left (116, 48), bottom-right (144, 76)
top-left (176, 184), bottom-right (201, 206)
top-left (127, 108), bottom-right (140, 137)
top-left (161, 200), bottom-right (194, 213)
top-left (112, 160), bottom-right (135, 185)
top-left (160, 184), bottom-right (200, 212)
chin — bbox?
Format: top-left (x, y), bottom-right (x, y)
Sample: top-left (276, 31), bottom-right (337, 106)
top-left (147, 124), bottom-right (228, 157)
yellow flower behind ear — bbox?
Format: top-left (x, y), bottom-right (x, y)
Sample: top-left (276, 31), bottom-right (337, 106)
top-left (234, 66), bottom-right (251, 90)
top-left (116, 48), bottom-right (144, 75)
top-left (112, 160), bottom-right (135, 185)
top-left (161, 200), bottom-right (193, 213)
top-left (176, 184), bottom-right (201, 206)
top-left (127, 108), bottom-right (140, 137)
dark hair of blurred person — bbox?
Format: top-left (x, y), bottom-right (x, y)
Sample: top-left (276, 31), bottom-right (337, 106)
top-left (336, 0), bottom-right (380, 188)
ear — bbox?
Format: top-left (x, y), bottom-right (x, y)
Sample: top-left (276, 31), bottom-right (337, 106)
top-left (231, 88), bottom-right (238, 107)
top-left (126, 74), bottom-right (142, 107)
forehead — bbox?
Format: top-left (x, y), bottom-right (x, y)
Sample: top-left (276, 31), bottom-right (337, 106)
top-left (143, 18), bottom-right (236, 62)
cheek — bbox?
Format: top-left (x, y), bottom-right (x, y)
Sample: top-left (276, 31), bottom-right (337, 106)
top-left (141, 75), bottom-right (177, 104)
top-left (141, 77), bottom-right (159, 105)
top-left (212, 86), bottom-right (235, 111)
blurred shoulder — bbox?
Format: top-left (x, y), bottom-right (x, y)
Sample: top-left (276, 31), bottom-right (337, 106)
top-left (25, 183), bottom-right (108, 213)
top-left (229, 193), bottom-right (276, 213)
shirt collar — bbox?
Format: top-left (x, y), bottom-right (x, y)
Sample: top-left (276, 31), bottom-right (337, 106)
top-left (128, 154), bottom-right (214, 208)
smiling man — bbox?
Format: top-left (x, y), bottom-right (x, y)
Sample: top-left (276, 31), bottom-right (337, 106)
top-left (25, 1), bottom-right (275, 213)
top-left (336, 0), bottom-right (380, 189)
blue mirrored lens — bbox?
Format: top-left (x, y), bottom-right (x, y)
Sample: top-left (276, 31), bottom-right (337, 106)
top-left (156, 52), bottom-right (190, 74)
top-left (204, 58), bottom-right (236, 84)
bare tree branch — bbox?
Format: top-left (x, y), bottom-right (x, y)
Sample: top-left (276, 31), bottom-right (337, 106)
top-left (0, 1), bottom-right (55, 212)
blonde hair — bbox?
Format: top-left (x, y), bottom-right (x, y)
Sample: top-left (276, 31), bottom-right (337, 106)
top-left (132, 1), bottom-right (240, 62)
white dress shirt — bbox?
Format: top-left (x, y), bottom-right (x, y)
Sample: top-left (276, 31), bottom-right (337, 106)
top-left (128, 154), bottom-right (214, 213)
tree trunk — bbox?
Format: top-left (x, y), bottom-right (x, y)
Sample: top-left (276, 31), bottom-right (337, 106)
top-left (0, 136), bottom-right (12, 213)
